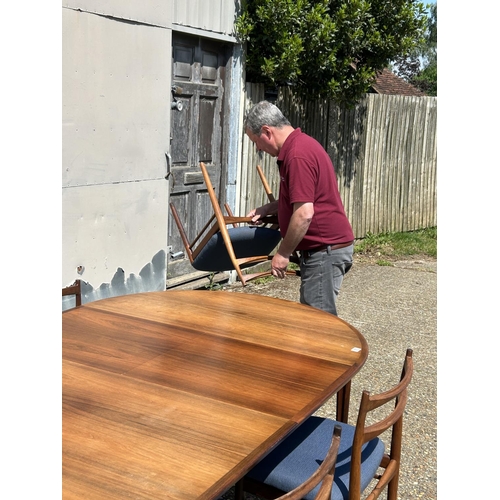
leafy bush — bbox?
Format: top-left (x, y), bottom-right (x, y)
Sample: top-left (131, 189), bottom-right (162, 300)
top-left (236, 0), bottom-right (428, 106)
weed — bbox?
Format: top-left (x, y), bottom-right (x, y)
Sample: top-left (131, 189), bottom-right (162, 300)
top-left (204, 272), bottom-right (223, 291)
top-left (376, 259), bottom-right (394, 267)
top-left (354, 227), bottom-right (436, 259)
top-left (252, 275), bottom-right (276, 285)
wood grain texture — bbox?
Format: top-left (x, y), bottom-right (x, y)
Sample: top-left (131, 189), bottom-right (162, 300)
top-left (63, 290), bottom-right (367, 499)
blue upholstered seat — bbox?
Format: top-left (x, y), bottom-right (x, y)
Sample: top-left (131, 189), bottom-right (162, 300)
top-left (192, 226), bottom-right (282, 272)
top-left (246, 416), bottom-right (385, 500)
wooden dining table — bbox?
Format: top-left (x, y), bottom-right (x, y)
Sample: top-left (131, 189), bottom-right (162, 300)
top-left (63, 290), bottom-right (368, 500)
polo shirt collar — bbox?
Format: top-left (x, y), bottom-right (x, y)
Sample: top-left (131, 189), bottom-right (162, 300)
top-left (277, 127), bottom-right (301, 168)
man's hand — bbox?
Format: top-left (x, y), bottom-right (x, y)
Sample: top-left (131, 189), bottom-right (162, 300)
top-left (246, 206), bottom-right (267, 225)
top-left (246, 200), bottom-right (279, 224)
top-left (271, 252), bottom-right (290, 279)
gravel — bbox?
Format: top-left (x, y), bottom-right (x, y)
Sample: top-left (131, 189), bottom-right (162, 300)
top-left (219, 256), bottom-right (437, 500)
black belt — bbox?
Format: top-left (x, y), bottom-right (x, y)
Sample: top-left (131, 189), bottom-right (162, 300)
top-left (300, 242), bottom-right (353, 258)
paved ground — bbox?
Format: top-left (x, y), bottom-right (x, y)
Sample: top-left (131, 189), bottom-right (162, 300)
top-left (219, 255), bottom-right (437, 500)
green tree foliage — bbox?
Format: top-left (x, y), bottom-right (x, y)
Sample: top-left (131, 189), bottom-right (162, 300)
top-left (393, 2), bottom-right (437, 95)
top-left (236, 0), bottom-right (428, 105)
top-left (412, 60), bottom-right (436, 95)
top-left (412, 2), bottom-right (436, 95)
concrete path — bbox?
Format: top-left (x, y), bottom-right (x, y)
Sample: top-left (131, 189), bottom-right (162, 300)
top-left (221, 256), bottom-right (437, 499)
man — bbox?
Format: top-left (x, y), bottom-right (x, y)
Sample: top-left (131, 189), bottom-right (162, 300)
top-left (245, 100), bottom-right (354, 316)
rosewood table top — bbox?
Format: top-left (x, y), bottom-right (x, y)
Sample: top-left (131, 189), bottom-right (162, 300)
top-left (62, 290), bottom-right (367, 499)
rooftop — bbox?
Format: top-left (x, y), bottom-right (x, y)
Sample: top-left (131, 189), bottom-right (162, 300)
top-left (370, 68), bottom-right (425, 96)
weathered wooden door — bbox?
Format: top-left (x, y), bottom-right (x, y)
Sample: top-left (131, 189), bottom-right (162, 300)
top-left (167, 33), bottom-right (230, 284)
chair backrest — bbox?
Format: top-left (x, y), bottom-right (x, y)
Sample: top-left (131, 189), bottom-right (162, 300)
top-left (277, 425), bottom-right (342, 500)
top-left (62, 280), bottom-right (82, 308)
top-left (349, 348), bottom-right (414, 499)
top-left (239, 349), bottom-right (413, 500)
top-left (257, 164), bottom-right (277, 203)
top-left (169, 162), bottom-right (282, 285)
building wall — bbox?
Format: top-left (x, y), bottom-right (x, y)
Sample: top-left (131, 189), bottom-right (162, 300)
top-left (173, 0), bottom-right (239, 37)
top-left (62, 0), bottom-right (242, 308)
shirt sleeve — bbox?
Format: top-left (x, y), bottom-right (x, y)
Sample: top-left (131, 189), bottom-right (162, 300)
top-left (287, 156), bottom-right (318, 204)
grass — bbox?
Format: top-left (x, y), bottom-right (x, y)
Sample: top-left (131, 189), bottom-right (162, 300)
top-left (354, 227), bottom-right (437, 260)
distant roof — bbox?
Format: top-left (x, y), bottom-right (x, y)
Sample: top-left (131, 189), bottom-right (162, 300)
top-left (370, 68), bottom-right (425, 96)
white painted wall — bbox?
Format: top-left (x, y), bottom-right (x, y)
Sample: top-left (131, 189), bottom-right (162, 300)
top-left (63, 0), bottom-right (173, 27)
top-left (62, 1), bottom-right (244, 308)
top-left (173, 0), bottom-right (240, 37)
top-left (62, 7), bottom-right (172, 304)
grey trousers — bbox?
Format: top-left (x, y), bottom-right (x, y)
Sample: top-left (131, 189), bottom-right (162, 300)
top-left (299, 244), bottom-right (354, 316)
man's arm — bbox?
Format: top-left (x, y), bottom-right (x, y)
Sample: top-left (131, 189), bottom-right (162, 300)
top-left (272, 202), bottom-right (314, 278)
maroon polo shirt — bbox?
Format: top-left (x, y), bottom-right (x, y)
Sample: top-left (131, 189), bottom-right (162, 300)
top-left (276, 128), bottom-right (354, 250)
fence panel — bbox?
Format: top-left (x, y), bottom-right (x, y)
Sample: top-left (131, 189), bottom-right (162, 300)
top-left (239, 84), bottom-right (437, 239)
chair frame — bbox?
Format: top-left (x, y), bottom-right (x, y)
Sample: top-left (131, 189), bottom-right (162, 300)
top-left (62, 280), bottom-right (82, 307)
top-left (256, 164), bottom-right (277, 203)
top-left (237, 426), bottom-right (342, 500)
top-left (169, 162), bottom-right (281, 286)
top-left (351, 348), bottom-right (413, 500)
top-left (238, 349), bottom-right (413, 500)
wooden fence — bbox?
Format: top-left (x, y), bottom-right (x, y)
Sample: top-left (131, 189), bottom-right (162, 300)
top-left (239, 84), bottom-right (437, 238)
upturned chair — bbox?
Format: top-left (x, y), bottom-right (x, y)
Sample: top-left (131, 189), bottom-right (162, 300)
top-left (62, 279), bottom-right (82, 308)
top-left (169, 162), bottom-right (285, 286)
top-left (237, 348), bottom-right (414, 500)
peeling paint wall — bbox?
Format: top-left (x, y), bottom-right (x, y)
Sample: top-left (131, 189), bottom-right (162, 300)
top-left (62, 6), bottom-right (171, 298)
top-left (62, 250), bottom-right (167, 311)
top-left (62, 1), bottom-right (243, 305)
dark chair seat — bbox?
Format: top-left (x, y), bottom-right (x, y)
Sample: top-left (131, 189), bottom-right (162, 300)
top-left (192, 226), bottom-right (281, 272)
top-left (169, 162), bottom-right (289, 286)
top-left (246, 416), bottom-right (384, 500)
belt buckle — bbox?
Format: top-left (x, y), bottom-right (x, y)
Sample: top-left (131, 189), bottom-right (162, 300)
top-left (302, 247), bottom-right (323, 259)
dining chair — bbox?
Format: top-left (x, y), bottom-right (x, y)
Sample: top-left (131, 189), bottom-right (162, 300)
top-left (169, 162), bottom-right (285, 286)
top-left (62, 279), bottom-right (82, 308)
top-left (237, 425), bottom-right (343, 500)
top-left (237, 348), bottom-right (414, 500)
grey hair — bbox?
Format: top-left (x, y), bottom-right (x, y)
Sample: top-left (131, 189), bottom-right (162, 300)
top-left (244, 101), bottom-right (291, 135)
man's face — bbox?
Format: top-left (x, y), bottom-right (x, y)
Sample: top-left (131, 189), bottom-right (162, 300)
top-left (245, 126), bottom-right (279, 157)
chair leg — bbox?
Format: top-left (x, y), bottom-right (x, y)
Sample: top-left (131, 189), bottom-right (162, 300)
top-left (387, 473), bottom-right (400, 500)
top-left (199, 162), bottom-right (247, 285)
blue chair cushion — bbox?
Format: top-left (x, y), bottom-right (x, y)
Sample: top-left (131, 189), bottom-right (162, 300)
top-left (247, 416), bottom-right (385, 500)
top-left (192, 226), bottom-right (281, 272)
